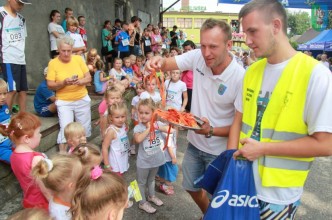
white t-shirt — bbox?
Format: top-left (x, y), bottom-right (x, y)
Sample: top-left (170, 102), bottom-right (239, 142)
top-left (109, 68), bottom-right (127, 81)
top-left (49, 197), bottom-right (71, 220)
top-left (175, 49), bottom-right (245, 155)
top-left (238, 57), bottom-right (332, 205)
top-left (320, 60), bottom-right (330, 69)
top-left (66, 31), bottom-right (85, 49)
top-left (140, 91), bottom-right (162, 103)
top-left (48, 22), bottom-right (65, 51)
top-left (0, 7), bottom-right (27, 64)
top-left (165, 79), bottom-right (187, 111)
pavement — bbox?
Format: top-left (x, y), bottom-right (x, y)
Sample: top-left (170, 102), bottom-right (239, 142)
top-left (0, 120), bottom-right (331, 219)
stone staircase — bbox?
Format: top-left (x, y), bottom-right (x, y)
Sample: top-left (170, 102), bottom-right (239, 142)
top-left (0, 92), bottom-right (103, 218)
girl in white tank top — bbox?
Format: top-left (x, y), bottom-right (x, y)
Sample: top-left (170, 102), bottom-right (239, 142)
top-left (101, 103), bottom-right (129, 175)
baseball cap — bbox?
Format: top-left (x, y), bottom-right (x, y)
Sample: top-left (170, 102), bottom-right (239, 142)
top-left (18, 0), bottom-right (32, 4)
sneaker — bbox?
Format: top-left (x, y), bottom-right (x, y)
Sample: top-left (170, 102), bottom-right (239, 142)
top-left (12, 105), bottom-right (19, 114)
top-left (127, 200), bottom-right (133, 208)
top-left (148, 196), bottom-right (163, 206)
top-left (138, 202), bottom-right (156, 214)
top-left (130, 145), bottom-right (136, 155)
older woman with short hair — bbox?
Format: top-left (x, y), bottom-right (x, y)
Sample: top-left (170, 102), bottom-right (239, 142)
top-left (47, 36), bottom-right (92, 152)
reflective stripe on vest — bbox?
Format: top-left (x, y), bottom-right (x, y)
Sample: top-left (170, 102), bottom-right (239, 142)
top-left (241, 53), bottom-right (318, 187)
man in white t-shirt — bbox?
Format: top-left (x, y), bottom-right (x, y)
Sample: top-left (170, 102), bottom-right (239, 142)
top-left (147, 19), bottom-right (245, 215)
top-left (320, 54), bottom-right (330, 69)
top-left (229, 0), bottom-right (332, 219)
top-left (0, 0), bottom-right (31, 113)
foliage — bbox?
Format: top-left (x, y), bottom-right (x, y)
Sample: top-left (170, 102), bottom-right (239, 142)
top-left (328, 11), bottom-right (332, 29)
top-left (287, 10), bottom-right (311, 37)
top-left (289, 40), bottom-right (298, 50)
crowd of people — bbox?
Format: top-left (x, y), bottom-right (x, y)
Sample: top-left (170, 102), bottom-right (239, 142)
top-left (1, 0), bottom-right (332, 220)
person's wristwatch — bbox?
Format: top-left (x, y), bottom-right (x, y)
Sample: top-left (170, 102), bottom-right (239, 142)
top-left (205, 126), bottom-right (214, 138)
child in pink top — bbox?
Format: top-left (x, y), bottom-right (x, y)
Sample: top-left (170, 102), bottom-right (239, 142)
top-left (2, 112), bottom-right (50, 210)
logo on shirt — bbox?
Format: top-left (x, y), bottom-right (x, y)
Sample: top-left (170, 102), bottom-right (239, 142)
top-left (196, 68), bottom-right (204, 76)
top-left (218, 83), bottom-right (227, 95)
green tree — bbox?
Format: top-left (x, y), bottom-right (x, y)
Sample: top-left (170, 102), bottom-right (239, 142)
top-left (328, 10), bottom-right (332, 29)
top-left (287, 10), bottom-right (310, 37)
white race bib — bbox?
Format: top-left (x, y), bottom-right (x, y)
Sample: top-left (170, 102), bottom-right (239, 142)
top-left (145, 39), bottom-right (151, 46)
top-left (122, 38), bottom-right (129, 46)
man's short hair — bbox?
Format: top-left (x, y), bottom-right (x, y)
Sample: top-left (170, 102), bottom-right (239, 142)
top-left (65, 7), bottom-right (73, 13)
top-left (77, 16), bottom-right (85, 22)
top-left (173, 25), bottom-right (177, 29)
top-left (182, 40), bottom-right (196, 49)
top-left (131, 16), bottom-right (142, 23)
top-left (115, 18), bottom-right (121, 24)
top-left (201, 18), bottom-right (232, 42)
top-left (239, 0), bottom-right (287, 34)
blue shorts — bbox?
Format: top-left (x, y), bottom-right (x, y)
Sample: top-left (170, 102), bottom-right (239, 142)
top-left (37, 106), bottom-right (55, 117)
top-left (1, 63), bottom-right (28, 92)
top-left (182, 143), bottom-right (217, 192)
top-left (158, 161), bottom-right (179, 182)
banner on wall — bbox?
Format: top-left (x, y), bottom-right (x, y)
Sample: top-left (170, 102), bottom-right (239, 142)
top-left (311, 4), bottom-right (328, 31)
top-left (218, 0), bottom-right (332, 10)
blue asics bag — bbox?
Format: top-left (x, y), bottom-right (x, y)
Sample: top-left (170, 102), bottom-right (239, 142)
top-left (195, 149), bottom-right (235, 195)
top-left (203, 150), bottom-right (260, 220)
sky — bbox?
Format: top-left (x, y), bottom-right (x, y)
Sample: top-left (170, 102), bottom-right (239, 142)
top-left (163, 0), bottom-right (311, 14)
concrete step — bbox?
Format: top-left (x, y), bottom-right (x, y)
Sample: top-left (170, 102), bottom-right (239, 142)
top-left (0, 93), bottom-right (103, 216)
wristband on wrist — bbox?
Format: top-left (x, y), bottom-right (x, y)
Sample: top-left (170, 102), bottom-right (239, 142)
top-left (205, 126), bottom-right (214, 138)
top-left (104, 164), bottom-right (111, 169)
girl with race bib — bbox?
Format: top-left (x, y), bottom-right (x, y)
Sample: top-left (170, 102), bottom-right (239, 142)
top-left (102, 102), bottom-right (129, 176)
top-left (133, 98), bottom-right (173, 214)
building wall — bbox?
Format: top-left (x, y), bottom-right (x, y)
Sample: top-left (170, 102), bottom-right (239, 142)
top-left (163, 12), bottom-right (239, 44)
top-left (0, 0), bottom-right (159, 89)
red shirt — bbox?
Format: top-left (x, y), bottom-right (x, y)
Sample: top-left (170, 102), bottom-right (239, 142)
top-left (181, 70), bottom-right (193, 89)
top-left (10, 151), bottom-right (48, 210)
top-left (78, 26), bottom-right (87, 47)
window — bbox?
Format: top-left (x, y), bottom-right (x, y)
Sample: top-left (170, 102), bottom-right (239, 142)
top-left (177, 18), bottom-right (192, 28)
top-left (194, 18), bottom-right (206, 28)
top-left (164, 18), bottom-right (175, 28)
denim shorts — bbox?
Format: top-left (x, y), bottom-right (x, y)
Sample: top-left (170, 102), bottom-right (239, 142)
top-left (182, 143), bottom-right (217, 192)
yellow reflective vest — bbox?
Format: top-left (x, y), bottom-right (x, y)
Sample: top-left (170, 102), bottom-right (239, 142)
top-left (240, 53), bottom-right (318, 187)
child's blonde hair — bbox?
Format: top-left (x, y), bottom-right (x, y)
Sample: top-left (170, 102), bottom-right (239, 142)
top-left (137, 98), bottom-right (157, 112)
top-left (0, 112), bottom-right (41, 143)
top-left (86, 48), bottom-right (98, 62)
top-left (8, 208), bottom-right (52, 220)
top-left (113, 57), bottom-right (122, 64)
top-left (72, 143), bottom-right (101, 168)
top-left (95, 59), bottom-right (105, 71)
top-left (32, 154), bottom-right (82, 193)
top-left (64, 122), bottom-right (85, 140)
top-left (0, 78), bottom-right (7, 91)
top-left (104, 86), bottom-right (123, 100)
top-left (70, 171), bottom-right (128, 220)
top-left (108, 102), bottom-right (128, 117)
top-left (67, 16), bottom-right (79, 28)
top-left (123, 56), bottom-right (130, 63)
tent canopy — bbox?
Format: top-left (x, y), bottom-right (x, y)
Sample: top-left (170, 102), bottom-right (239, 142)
top-left (298, 30), bottom-right (332, 51)
top-left (218, 0), bottom-right (332, 10)
top-left (296, 28), bottom-right (320, 44)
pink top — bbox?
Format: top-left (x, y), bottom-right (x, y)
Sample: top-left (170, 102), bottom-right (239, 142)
top-left (151, 33), bottom-right (162, 52)
top-left (181, 70), bottom-right (193, 89)
top-left (98, 99), bottom-right (107, 115)
top-left (10, 151), bottom-right (48, 210)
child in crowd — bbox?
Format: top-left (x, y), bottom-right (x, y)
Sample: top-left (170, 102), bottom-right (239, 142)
top-left (0, 79), bottom-right (13, 163)
top-left (161, 32), bottom-right (171, 51)
top-left (99, 87), bottom-right (123, 138)
top-left (61, 7), bottom-right (73, 32)
top-left (158, 132), bottom-right (178, 195)
top-left (162, 50), bottom-right (170, 58)
top-left (130, 54), bottom-right (136, 66)
top-left (102, 103), bottom-right (129, 176)
top-left (122, 57), bottom-right (134, 80)
top-left (141, 28), bottom-right (152, 56)
top-left (130, 82), bottom-right (145, 155)
top-left (34, 67), bottom-right (57, 117)
top-left (170, 47), bottom-right (181, 57)
top-left (109, 57), bottom-right (127, 81)
top-left (94, 59), bottom-right (112, 94)
top-left (72, 143), bottom-right (102, 168)
top-left (70, 167), bottom-right (128, 220)
top-left (115, 22), bottom-right (130, 59)
top-left (134, 98), bottom-right (171, 214)
top-left (86, 48), bottom-right (100, 75)
top-left (165, 70), bottom-right (188, 112)
top-left (145, 52), bottom-right (153, 61)
top-left (154, 44), bottom-right (163, 56)
top-left (77, 15), bottom-right (87, 47)
top-left (0, 112), bottom-right (49, 210)
top-left (64, 122), bottom-right (86, 154)
top-left (66, 16), bottom-right (86, 57)
top-left (132, 55), bottom-right (144, 83)
top-left (32, 154), bottom-right (83, 220)
top-left (140, 74), bottom-right (161, 104)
